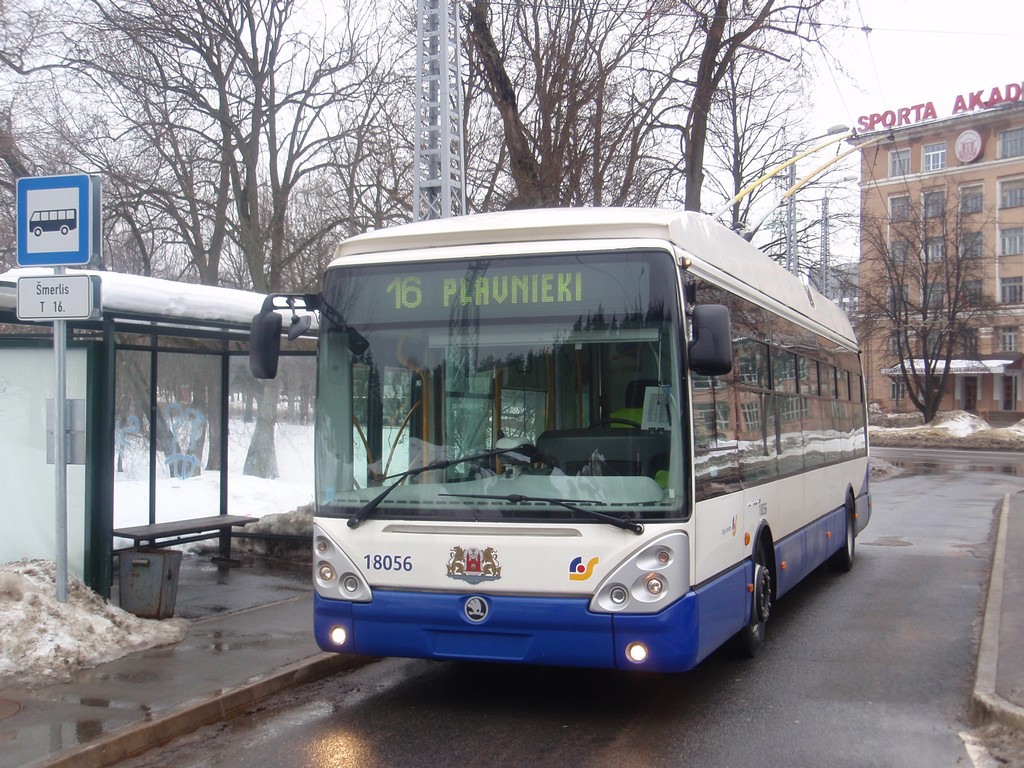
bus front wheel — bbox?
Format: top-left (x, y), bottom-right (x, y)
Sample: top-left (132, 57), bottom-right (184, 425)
top-left (735, 538), bottom-right (772, 658)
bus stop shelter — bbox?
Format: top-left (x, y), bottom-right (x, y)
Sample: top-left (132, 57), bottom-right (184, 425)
top-left (0, 268), bottom-right (314, 598)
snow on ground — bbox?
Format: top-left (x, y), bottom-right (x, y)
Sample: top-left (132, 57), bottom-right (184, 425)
top-left (0, 559), bottom-right (188, 686)
top-left (1, 418), bottom-right (313, 688)
top-left (870, 409), bottom-right (989, 436)
top-left (3, 410), bottom-right (1023, 689)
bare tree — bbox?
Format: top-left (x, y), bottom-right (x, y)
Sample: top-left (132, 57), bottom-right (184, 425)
top-left (465, 0), bottom-right (835, 212)
top-left (55, 0), bottom-right (401, 477)
top-left (66, 0), bottom-right (370, 290)
top-left (858, 182), bottom-right (993, 422)
top-left (464, 0), bottom-right (687, 209)
top-left (704, 50), bottom-right (811, 231)
top-left (676, 0), bottom-right (830, 212)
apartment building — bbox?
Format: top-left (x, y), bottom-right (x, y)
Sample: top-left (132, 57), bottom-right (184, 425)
top-left (856, 94), bottom-right (1024, 421)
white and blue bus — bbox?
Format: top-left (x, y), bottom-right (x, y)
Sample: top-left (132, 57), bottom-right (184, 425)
top-left (251, 208), bottom-right (870, 672)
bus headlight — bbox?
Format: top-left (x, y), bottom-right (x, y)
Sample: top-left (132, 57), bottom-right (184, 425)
top-left (645, 574), bottom-right (665, 595)
top-left (329, 625), bottom-right (348, 646)
top-left (590, 532), bottom-right (689, 614)
top-left (625, 642), bottom-right (649, 663)
top-left (313, 524), bottom-right (373, 602)
top-left (318, 562), bottom-right (336, 582)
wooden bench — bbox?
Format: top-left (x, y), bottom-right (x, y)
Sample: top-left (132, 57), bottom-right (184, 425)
top-left (114, 514), bottom-right (258, 564)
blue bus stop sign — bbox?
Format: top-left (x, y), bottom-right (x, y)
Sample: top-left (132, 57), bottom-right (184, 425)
top-left (16, 174), bottom-right (98, 267)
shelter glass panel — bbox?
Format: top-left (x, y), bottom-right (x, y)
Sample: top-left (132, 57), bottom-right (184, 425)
top-left (113, 349), bottom-right (152, 535)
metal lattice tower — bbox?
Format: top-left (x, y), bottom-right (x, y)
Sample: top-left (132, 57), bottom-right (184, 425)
top-left (413, 0), bottom-right (466, 221)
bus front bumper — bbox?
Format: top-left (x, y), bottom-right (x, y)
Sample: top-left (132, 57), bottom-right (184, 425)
top-left (313, 589), bottom-right (704, 673)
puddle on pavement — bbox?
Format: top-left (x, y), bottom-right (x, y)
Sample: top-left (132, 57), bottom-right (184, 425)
top-left (884, 458), bottom-right (1021, 476)
top-left (51, 693), bottom-right (152, 713)
top-left (0, 698), bottom-right (22, 720)
top-left (863, 536), bottom-right (913, 547)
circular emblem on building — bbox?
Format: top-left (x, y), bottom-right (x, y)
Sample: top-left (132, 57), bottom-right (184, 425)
top-left (464, 596), bottom-right (489, 623)
top-left (955, 130), bottom-right (983, 163)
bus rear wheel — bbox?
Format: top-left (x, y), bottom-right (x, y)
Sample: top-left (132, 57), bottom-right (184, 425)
top-left (828, 495), bottom-right (856, 572)
top-left (735, 539), bottom-right (772, 658)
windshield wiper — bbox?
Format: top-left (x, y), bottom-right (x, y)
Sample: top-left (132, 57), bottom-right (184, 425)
top-left (347, 443), bottom-right (535, 529)
top-left (439, 492), bottom-right (644, 535)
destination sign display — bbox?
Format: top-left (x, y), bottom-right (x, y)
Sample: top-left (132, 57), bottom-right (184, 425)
top-left (386, 270), bottom-right (584, 312)
top-left (327, 252), bottom-right (675, 328)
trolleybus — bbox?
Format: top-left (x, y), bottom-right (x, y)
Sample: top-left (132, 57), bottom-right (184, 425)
top-left (250, 208), bottom-right (870, 672)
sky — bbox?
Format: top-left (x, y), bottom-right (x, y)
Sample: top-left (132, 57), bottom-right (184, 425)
top-left (809, 0), bottom-right (1023, 135)
top-left (782, 0), bottom-right (1023, 262)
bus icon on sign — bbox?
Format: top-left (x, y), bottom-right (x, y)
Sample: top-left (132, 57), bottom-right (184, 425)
top-left (30, 208), bottom-right (78, 237)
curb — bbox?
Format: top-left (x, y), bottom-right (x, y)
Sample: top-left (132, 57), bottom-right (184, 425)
top-left (969, 493), bottom-right (1024, 731)
top-left (24, 652), bottom-right (372, 768)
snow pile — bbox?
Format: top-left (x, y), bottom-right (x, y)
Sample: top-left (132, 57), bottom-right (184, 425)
top-left (925, 410), bottom-right (991, 436)
top-left (871, 409), bottom-right (986, 436)
top-left (870, 410), bottom-right (1024, 449)
top-left (992, 419), bottom-right (1024, 437)
top-left (0, 560), bottom-right (187, 686)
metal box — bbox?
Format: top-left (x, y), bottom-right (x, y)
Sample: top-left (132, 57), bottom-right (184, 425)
top-left (118, 549), bottom-right (182, 619)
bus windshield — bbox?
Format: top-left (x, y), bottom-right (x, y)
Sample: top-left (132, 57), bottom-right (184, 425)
top-left (314, 249), bottom-right (686, 525)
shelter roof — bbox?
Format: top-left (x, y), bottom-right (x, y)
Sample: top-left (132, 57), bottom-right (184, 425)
top-left (0, 268), bottom-right (266, 336)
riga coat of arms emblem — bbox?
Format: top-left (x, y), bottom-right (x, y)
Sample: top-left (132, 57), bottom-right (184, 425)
top-left (446, 545), bottom-right (501, 584)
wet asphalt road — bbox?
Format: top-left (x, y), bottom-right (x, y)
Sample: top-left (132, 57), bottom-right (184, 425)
top-left (121, 450), bottom-right (1024, 767)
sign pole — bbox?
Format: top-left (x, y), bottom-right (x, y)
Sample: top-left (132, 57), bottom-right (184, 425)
top-left (15, 173), bottom-right (102, 602)
top-left (54, 265), bottom-right (69, 603)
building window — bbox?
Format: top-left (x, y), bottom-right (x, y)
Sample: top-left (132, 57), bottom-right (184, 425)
top-left (1000, 179), bottom-right (1024, 209)
top-left (890, 239), bottom-right (909, 264)
top-left (889, 149), bottom-right (910, 177)
top-left (888, 285), bottom-right (908, 313)
top-left (925, 282), bottom-right (944, 309)
top-left (923, 190), bottom-right (945, 218)
top-left (960, 185), bottom-right (984, 214)
top-left (1001, 276), bottom-right (1024, 304)
top-left (889, 195), bottom-right (910, 222)
top-left (923, 142), bottom-right (946, 172)
top-left (1002, 227), bottom-right (1024, 257)
top-left (889, 379), bottom-right (906, 401)
top-left (999, 128), bottom-right (1024, 159)
top-left (962, 280), bottom-right (982, 307)
top-left (740, 400), bottom-right (761, 428)
top-left (925, 237), bottom-right (945, 263)
top-left (961, 231), bottom-right (983, 259)
top-left (888, 332), bottom-right (901, 355)
top-left (959, 329), bottom-right (979, 357)
top-left (1000, 326), bottom-right (1019, 353)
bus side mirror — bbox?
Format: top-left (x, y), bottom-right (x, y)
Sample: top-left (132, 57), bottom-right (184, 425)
top-left (689, 304), bottom-right (732, 376)
top-left (250, 309), bottom-right (283, 380)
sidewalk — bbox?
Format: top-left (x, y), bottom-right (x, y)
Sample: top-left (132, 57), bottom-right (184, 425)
top-left (0, 557), bottom-right (369, 768)
top-left (970, 492), bottom-right (1024, 731)
top-left (1, 494), bottom-right (1022, 768)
